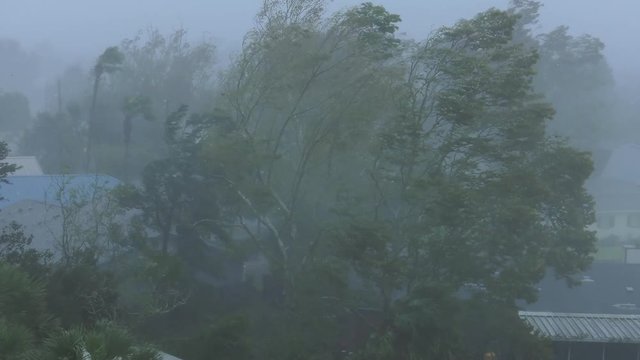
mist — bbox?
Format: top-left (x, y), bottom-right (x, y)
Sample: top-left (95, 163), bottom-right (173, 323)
top-left (3, 1), bottom-right (640, 94)
top-left (0, 1), bottom-right (639, 359)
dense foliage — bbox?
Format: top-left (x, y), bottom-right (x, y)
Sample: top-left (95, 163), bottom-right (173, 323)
top-left (0, 1), bottom-right (608, 359)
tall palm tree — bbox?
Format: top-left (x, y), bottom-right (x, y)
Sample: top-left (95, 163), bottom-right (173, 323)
top-left (85, 46), bottom-right (124, 172)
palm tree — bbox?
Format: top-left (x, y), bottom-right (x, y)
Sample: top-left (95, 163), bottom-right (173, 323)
top-left (0, 263), bottom-right (48, 359)
top-left (0, 318), bottom-right (35, 359)
top-left (33, 322), bottom-right (161, 360)
top-left (85, 46), bottom-right (124, 172)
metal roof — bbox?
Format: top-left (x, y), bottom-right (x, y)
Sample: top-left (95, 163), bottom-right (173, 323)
top-left (0, 175), bottom-right (121, 208)
top-left (5, 156), bottom-right (43, 176)
top-left (159, 352), bottom-right (182, 360)
top-left (519, 311), bottom-right (640, 343)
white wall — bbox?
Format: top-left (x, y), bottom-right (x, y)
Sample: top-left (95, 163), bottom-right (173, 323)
top-left (595, 211), bottom-right (640, 241)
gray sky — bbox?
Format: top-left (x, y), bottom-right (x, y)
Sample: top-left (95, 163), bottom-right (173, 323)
top-left (0, 0), bottom-right (638, 88)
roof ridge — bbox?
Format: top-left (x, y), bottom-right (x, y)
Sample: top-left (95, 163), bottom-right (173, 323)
top-left (519, 311), bottom-right (640, 318)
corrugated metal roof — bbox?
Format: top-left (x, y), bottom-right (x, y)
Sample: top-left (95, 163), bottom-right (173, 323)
top-left (519, 311), bottom-right (640, 343)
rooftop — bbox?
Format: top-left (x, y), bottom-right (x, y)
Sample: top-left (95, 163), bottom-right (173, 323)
top-left (5, 156), bottom-right (43, 176)
top-left (519, 311), bottom-right (640, 343)
top-left (524, 263), bottom-right (640, 315)
top-left (0, 174), bottom-right (121, 208)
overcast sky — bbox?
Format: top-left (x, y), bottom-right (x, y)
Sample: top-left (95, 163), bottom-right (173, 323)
top-left (0, 0), bottom-right (638, 87)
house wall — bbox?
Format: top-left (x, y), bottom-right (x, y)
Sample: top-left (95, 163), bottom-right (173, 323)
top-left (595, 211), bottom-right (640, 241)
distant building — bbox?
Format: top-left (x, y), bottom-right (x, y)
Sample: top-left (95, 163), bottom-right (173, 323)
top-left (5, 156), bottom-right (43, 176)
top-left (589, 144), bottom-right (640, 242)
top-left (0, 174), bottom-right (121, 257)
top-left (1, 174), bottom-right (119, 208)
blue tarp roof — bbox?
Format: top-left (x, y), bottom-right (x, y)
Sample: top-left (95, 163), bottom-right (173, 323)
top-left (0, 175), bottom-right (121, 208)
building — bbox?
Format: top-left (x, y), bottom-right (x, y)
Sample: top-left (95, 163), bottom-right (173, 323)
top-left (521, 264), bottom-right (640, 359)
top-left (5, 156), bottom-right (43, 176)
top-left (0, 174), bottom-right (121, 257)
top-left (589, 144), bottom-right (640, 242)
top-left (0, 174), bottom-right (119, 207)
top-left (520, 311), bottom-right (640, 360)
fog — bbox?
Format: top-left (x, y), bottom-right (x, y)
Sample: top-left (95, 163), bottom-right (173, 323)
top-left (2, 1), bottom-right (640, 358)
top-left (2, 1), bottom-right (639, 91)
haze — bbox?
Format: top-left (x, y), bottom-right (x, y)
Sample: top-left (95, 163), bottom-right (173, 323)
top-left (2, 0), bottom-right (639, 103)
top-left (1, 1), bottom-right (640, 359)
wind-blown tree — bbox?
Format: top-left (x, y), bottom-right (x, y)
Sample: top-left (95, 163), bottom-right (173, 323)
top-left (24, 30), bottom-right (217, 179)
top-left (510, 0), bottom-right (615, 153)
top-left (535, 26), bottom-right (614, 150)
top-left (0, 38), bottom-right (41, 102)
top-left (336, 8), bottom-right (594, 359)
top-left (217, 0), bottom-right (401, 286)
top-left (19, 108), bottom-right (85, 173)
top-left (86, 46), bottom-right (125, 172)
top-left (0, 141), bottom-right (17, 184)
top-left (195, 1), bottom-right (405, 357)
top-left (117, 29), bottom-right (216, 117)
top-left (201, 2), bottom-right (595, 358)
top-left (0, 91), bottom-right (31, 133)
top-left (84, 30), bottom-right (215, 178)
top-left (114, 106), bottom-right (224, 321)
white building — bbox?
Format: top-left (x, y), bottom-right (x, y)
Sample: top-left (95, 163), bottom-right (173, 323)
top-left (5, 155), bottom-right (43, 175)
top-left (590, 144), bottom-right (640, 242)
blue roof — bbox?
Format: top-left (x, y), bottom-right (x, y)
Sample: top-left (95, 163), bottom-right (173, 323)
top-left (0, 175), bottom-right (121, 208)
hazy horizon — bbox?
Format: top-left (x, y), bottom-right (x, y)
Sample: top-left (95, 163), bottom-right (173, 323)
top-left (1, 0), bottom-right (639, 108)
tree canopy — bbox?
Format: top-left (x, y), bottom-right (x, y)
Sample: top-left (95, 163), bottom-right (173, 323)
top-left (2, 1), bottom-right (605, 359)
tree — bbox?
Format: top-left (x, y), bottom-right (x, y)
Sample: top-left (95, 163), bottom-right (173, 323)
top-left (19, 109), bottom-right (85, 173)
top-left (534, 26), bottom-right (614, 150)
top-left (0, 222), bottom-right (52, 279)
top-left (0, 262), bottom-right (49, 336)
top-left (0, 141), bottom-right (17, 184)
top-left (509, 0), bottom-right (615, 152)
top-left (121, 96), bottom-right (154, 181)
top-left (117, 105), bottom-right (219, 256)
top-left (0, 39), bottom-right (40, 101)
top-left (336, 8), bottom-right (594, 358)
top-left (0, 91), bottom-right (31, 132)
top-left (117, 29), bottom-right (216, 117)
top-left (207, 2), bottom-right (594, 358)
top-left (216, 0), bottom-right (401, 298)
top-left (86, 46), bottom-right (125, 172)
top-left (19, 1), bottom-right (598, 358)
